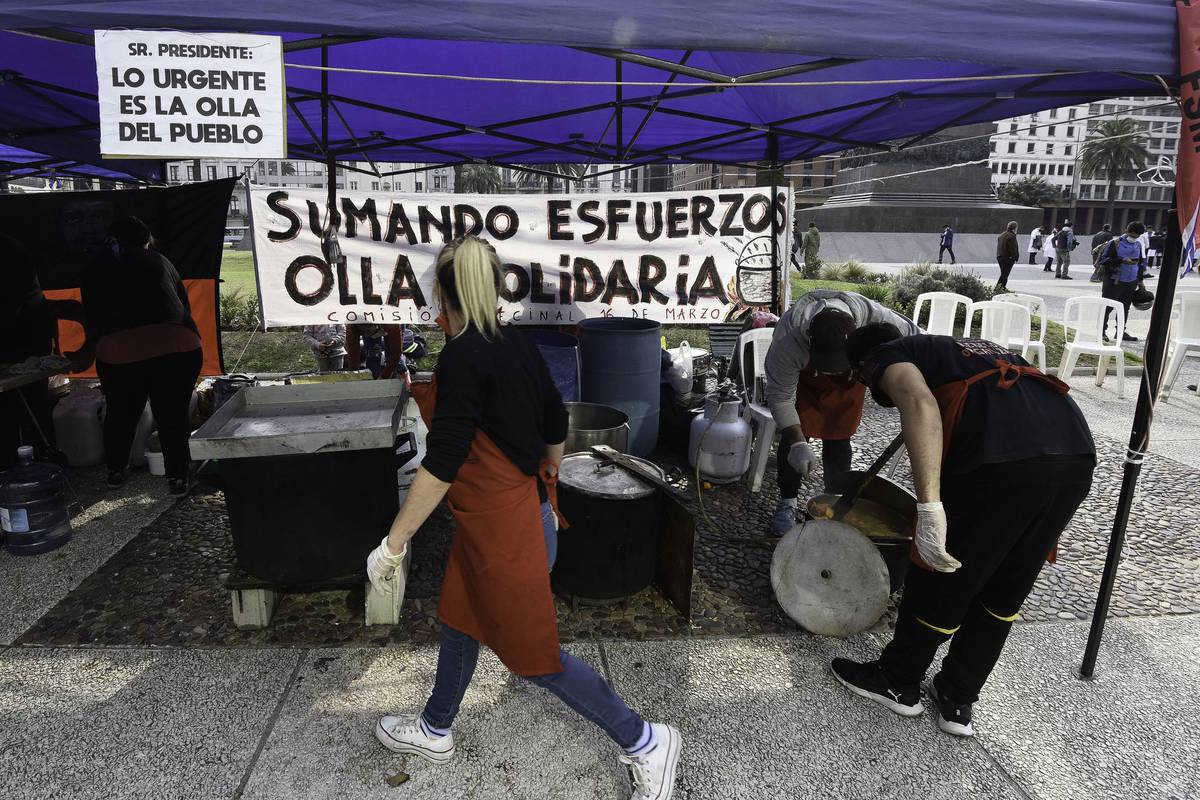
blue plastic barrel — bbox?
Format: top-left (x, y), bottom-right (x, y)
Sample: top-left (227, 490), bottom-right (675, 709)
top-left (579, 318), bottom-right (662, 456)
top-left (527, 330), bottom-right (581, 402)
top-left (0, 446), bottom-right (71, 556)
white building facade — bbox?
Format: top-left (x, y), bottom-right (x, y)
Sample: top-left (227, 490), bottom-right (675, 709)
top-left (989, 96), bottom-right (1179, 232)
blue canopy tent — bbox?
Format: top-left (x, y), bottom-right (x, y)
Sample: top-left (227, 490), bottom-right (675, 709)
top-left (0, 0), bottom-right (1188, 673)
top-left (0, 1), bottom-right (1181, 177)
top-left (0, 144), bottom-right (154, 183)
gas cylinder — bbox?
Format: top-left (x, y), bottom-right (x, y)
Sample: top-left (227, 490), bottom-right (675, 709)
top-left (688, 386), bottom-right (752, 484)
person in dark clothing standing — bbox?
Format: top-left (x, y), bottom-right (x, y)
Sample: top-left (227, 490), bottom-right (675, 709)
top-left (365, 236), bottom-right (681, 800)
top-left (0, 235), bottom-right (75, 468)
top-left (938, 225), bottom-right (955, 264)
top-left (1149, 228), bottom-right (1166, 269)
top-left (830, 327), bottom-right (1095, 738)
top-left (994, 221), bottom-right (1020, 290)
top-left (1097, 221), bottom-right (1147, 343)
top-left (1089, 224), bottom-right (1115, 283)
top-left (78, 217), bottom-right (202, 495)
top-left (1053, 222), bottom-right (1076, 279)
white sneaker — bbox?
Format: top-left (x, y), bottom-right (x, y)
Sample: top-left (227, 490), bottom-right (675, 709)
top-left (375, 714), bottom-right (456, 764)
top-left (618, 722), bottom-right (681, 800)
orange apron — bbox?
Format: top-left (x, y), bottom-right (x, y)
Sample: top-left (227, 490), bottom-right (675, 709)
top-left (912, 350), bottom-right (1071, 570)
top-left (411, 377), bottom-right (565, 676)
top-left (795, 366), bottom-right (868, 440)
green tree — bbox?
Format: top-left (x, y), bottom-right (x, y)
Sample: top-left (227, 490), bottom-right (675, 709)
top-left (1078, 117), bottom-right (1152, 226)
top-left (454, 164), bottom-right (502, 194)
top-left (512, 163), bottom-right (593, 193)
top-left (996, 176), bottom-right (1063, 207)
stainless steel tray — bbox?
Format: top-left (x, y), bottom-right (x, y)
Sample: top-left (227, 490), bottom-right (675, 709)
top-left (190, 380), bottom-right (412, 460)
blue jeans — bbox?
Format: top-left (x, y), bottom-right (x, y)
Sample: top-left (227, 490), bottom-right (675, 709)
top-left (421, 502), bottom-right (643, 748)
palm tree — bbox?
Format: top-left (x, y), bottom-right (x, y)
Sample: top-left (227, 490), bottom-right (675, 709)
top-left (1078, 118), bottom-right (1151, 226)
top-left (510, 163), bottom-right (593, 193)
top-left (996, 176), bottom-right (1063, 207)
top-left (454, 164), bottom-right (502, 194)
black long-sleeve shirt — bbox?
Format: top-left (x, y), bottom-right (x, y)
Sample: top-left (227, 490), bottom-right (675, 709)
top-left (423, 326), bottom-right (569, 486)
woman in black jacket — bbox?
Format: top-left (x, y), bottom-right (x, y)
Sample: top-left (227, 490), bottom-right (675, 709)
top-left (79, 217), bottom-right (202, 494)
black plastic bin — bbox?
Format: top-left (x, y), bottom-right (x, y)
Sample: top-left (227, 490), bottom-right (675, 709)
top-left (221, 446), bottom-right (397, 586)
top-left (189, 381), bottom-right (409, 588)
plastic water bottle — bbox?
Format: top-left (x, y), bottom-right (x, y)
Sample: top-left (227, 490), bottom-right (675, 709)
top-left (0, 446), bottom-right (72, 556)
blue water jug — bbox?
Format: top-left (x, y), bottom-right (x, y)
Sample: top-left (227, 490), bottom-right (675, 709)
top-left (1, 446), bottom-right (72, 556)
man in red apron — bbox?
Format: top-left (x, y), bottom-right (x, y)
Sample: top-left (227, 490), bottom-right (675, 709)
top-left (829, 324), bottom-right (1096, 737)
top-left (764, 291), bottom-right (919, 534)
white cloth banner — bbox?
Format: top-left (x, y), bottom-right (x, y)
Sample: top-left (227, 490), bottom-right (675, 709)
top-left (250, 187), bottom-right (790, 327)
top-left (95, 30), bottom-right (286, 159)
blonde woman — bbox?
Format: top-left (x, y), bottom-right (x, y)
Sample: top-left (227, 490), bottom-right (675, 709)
top-left (366, 236), bottom-right (681, 800)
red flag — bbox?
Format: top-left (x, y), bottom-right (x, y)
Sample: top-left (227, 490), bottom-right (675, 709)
top-left (1178, 1), bottom-right (1200, 275)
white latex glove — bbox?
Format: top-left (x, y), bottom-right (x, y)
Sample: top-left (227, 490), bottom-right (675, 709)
top-left (367, 536), bottom-right (409, 595)
top-left (787, 441), bottom-right (818, 478)
top-left (915, 502), bottom-right (961, 573)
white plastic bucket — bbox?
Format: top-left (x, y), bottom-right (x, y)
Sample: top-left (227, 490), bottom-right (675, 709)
top-left (145, 450), bottom-right (166, 476)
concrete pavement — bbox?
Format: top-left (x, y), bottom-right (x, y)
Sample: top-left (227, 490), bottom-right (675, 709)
top-left (2, 617), bottom-right (1197, 800)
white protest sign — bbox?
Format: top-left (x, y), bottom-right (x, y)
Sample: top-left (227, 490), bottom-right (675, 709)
top-left (249, 187), bottom-right (791, 328)
top-left (95, 30), bottom-right (286, 159)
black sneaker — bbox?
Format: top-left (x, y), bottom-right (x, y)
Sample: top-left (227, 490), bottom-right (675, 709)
top-left (925, 680), bottom-right (975, 737)
top-left (106, 469), bottom-right (126, 489)
top-left (1122, 333), bottom-right (1139, 342)
top-left (168, 478), bottom-right (188, 497)
top-left (831, 658), bottom-right (924, 717)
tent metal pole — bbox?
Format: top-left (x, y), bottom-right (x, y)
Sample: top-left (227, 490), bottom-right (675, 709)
top-left (1079, 185), bottom-right (1182, 679)
top-left (622, 51), bottom-right (690, 160)
top-left (321, 44), bottom-right (338, 240)
top-left (768, 133), bottom-right (781, 316)
top-left (616, 59), bottom-right (623, 160)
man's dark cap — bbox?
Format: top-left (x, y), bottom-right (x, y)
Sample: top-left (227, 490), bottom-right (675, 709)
top-left (809, 308), bottom-right (857, 373)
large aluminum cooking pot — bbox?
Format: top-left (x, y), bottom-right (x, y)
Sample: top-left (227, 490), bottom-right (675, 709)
top-left (807, 471), bottom-right (916, 592)
top-left (564, 402), bottom-right (629, 454)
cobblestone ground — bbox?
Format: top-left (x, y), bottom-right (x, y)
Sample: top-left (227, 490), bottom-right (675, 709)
top-left (17, 402), bottom-right (1199, 647)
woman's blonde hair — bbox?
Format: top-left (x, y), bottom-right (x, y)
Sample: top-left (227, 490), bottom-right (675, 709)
top-left (434, 235), bottom-right (502, 338)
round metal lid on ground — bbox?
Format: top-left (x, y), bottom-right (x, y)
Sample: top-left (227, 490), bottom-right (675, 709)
top-left (557, 452), bottom-right (662, 499)
top-left (770, 519), bottom-right (891, 637)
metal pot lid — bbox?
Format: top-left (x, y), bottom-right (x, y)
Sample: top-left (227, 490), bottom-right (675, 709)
top-left (770, 519), bottom-right (890, 637)
top-left (558, 453), bottom-right (663, 499)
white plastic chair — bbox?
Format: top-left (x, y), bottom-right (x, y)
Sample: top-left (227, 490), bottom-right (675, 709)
top-left (734, 328), bottom-right (777, 493)
top-left (732, 328), bottom-right (774, 404)
top-left (1163, 291), bottom-right (1200, 398)
top-left (994, 292), bottom-right (1047, 368)
top-left (1060, 297), bottom-right (1128, 398)
top-left (965, 301), bottom-right (1032, 354)
top-left (913, 291), bottom-right (972, 336)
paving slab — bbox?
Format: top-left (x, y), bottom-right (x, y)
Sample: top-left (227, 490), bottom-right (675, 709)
top-left (978, 616), bottom-right (1200, 800)
top-left (0, 468), bottom-right (177, 645)
top-left (604, 635), bottom-right (1024, 800)
top-left (0, 646), bottom-right (300, 800)
top-left (240, 644), bottom-right (627, 800)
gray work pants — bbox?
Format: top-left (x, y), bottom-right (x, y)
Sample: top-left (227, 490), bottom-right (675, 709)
top-left (1055, 249), bottom-right (1071, 277)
